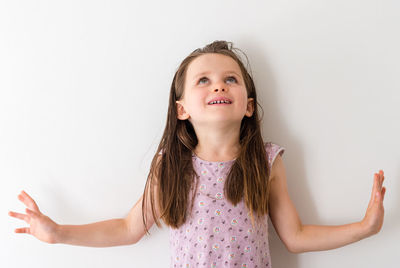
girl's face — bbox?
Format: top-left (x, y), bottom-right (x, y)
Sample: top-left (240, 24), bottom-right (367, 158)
top-left (176, 53), bottom-right (254, 127)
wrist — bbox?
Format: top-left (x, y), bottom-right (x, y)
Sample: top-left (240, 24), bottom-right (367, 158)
top-left (358, 220), bottom-right (373, 240)
top-left (53, 224), bottom-right (64, 244)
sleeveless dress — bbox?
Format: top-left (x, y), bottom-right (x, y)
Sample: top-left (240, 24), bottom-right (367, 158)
top-left (169, 142), bottom-right (285, 268)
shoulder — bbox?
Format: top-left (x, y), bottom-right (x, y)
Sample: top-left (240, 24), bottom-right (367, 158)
top-left (263, 141), bottom-right (286, 181)
top-left (264, 141), bottom-right (285, 167)
top-left (270, 153), bottom-right (286, 182)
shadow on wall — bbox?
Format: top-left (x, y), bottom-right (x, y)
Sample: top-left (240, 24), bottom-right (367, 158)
top-left (239, 36), bottom-right (400, 268)
top-left (383, 165), bottom-right (400, 244)
top-left (267, 141), bottom-right (316, 268)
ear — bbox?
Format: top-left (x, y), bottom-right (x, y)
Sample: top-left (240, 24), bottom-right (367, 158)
top-left (245, 98), bottom-right (254, 117)
top-left (176, 100), bottom-right (190, 120)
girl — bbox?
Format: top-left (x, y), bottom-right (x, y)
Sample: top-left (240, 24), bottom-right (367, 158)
top-left (9, 40), bottom-right (386, 267)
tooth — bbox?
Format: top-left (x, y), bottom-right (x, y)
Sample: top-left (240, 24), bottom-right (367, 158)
top-left (209, 100), bottom-right (231, 104)
top-left (210, 100), bottom-right (232, 104)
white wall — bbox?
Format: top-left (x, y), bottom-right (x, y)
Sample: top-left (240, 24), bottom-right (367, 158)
top-left (1, 1), bottom-right (399, 267)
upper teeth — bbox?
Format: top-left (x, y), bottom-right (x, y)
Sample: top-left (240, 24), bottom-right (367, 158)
top-left (209, 100), bottom-right (231, 105)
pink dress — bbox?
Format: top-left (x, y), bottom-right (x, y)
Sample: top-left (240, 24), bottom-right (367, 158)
top-left (169, 142), bottom-right (285, 268)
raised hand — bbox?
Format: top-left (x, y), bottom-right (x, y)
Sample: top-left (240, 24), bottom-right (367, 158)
top-left (361, 170), bottom-right (386, 236)
top-left (8, 191), bottom-right (59, 244)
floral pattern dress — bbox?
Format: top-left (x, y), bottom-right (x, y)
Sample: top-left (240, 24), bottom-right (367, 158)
top-left (169, 142), bottom-right (285, 268)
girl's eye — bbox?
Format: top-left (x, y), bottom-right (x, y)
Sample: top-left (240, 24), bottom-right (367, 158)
top-left (198, 76), bottom-right (237, 85)
top-left (226, 76), bottom-right (237, 83)
top-left (198, 77), bottom-right (208, 84)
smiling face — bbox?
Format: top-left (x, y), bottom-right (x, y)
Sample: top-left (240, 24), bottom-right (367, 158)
top-left (176, 53), bottom-right (254, 127)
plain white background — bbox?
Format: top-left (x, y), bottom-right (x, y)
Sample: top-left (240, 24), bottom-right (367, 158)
top-left (1, 1), bottom-right (399, 267)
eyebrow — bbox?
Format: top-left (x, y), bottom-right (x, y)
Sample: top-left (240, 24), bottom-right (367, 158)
top-left (192, 71), bottom-right (242, 81)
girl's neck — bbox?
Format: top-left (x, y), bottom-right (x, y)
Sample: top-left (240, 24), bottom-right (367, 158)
top-left (193, 122), bottom-right (240, 162)
top-left (193, 137), bottom-right (240, 162)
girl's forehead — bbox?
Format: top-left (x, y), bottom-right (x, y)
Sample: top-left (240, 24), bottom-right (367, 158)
top-left (186, 53), bottom-right (242, 78)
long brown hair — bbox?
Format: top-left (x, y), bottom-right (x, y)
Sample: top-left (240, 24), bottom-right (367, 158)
top-left (142, 40), bottom-right (270, 235)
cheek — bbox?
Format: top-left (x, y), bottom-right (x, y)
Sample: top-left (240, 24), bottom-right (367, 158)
top-left (237, 92), bottom-right (249, 111)
top-left (239, 100), bottom-right (248, 112)
top-left (186, 93), bottom-right (205, 112)
top-left (190, 91), bottom-right (206, 104)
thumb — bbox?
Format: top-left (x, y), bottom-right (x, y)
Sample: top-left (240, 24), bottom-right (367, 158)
top-left (382, 187), bottom-right (386, 201)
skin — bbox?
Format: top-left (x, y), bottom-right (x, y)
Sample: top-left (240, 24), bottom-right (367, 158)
top-left (268, 157), bottom-right (386, 253)
top-left (176, 53), bottom-right (254, 162)
top-left (9, 53), bottom-right (386, 252)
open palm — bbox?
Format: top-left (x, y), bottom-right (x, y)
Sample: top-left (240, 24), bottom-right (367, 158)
top-left (361, 170), bottom-right (386, 236)
top-left (9, 191), bottom-right (59, 244)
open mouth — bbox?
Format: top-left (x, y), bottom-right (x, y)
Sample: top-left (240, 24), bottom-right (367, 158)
top-left (208, 100), bottom-right (232, 105)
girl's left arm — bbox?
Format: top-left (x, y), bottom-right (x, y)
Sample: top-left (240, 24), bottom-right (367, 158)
top-left (268, 154), bottom-right (386, 253)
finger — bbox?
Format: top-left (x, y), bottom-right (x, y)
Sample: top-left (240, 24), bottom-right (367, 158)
top-left (378, 170), bottom-right (383, 187)
top-left (375, 171), bottom-right (384, 196)
top-left (374, 191), bottom-right (380, 203)
top-left (18, 191), bottom-right (40, 212)
top-left (378, 171), bottom-right (384, 188)
top-left (8, 211), bottom-right (30, 223)
top-left (21, 191), bottom-right (40, 211)
top-left (25, 208), bottom-right (39, 218)
top-left (374, 187), bottom-right (385, 204)
top-left (370, 173), bottom-right (379, 202)
top-left (381, 187), bottom-right (386, 202)
top-left (14, 227), bottom-right (30, 234)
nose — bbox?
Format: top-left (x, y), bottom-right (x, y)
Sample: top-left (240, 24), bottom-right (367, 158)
top-left (210, 79), bottom-right (229, 93)
top-left (212, 81), bottom-right (227, 92)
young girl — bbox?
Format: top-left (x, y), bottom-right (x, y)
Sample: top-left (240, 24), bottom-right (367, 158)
top-left (9, 40), bottom-right (386, 267)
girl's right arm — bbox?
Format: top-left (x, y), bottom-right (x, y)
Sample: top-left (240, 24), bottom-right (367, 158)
top-left (8, 186), bottom-right (160, 247)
